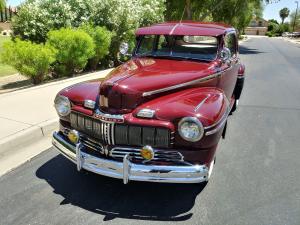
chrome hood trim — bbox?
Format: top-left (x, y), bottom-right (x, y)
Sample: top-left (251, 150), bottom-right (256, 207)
top-left (142, 72), bottom-right (221, 97)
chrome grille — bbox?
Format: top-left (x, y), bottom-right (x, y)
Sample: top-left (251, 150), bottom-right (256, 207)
top-left (70, 112), bottom-right (114, 145)
top-left (70, 111), bottom-right (172, 148)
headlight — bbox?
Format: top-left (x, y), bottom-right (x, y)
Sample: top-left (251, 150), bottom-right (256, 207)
top-left (54, 95), bottom-right (71, 117)
top-left (178, 117), bottom-right (204, 142)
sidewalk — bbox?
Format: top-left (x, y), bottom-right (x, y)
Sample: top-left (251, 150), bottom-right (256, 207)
top-left (0, 69), bottom-right (111, 175)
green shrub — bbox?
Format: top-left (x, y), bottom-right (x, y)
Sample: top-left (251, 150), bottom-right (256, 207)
top-left (265, 31), bottom-right (275, 37)
top-left (275, 23), bottom-right (291, 35)
top-left (1, 39), bottom-right (55, 84)
top-left (267, 22), bottom-right (278, 32)
top-left (46, 28), bottom-right (95, 77)
top-left (79, 23), bottom-right (113, 70)
top-left (12, 0), bottom-right (165, 64)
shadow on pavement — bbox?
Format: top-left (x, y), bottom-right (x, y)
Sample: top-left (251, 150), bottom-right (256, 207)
top-left (239, 46), bottom-right (265, 55)
top-left (36, 154), bottom-right (206, 222)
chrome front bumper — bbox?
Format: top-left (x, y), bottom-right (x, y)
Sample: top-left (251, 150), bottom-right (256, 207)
top-left (52, 132), bottom-right (208, 184)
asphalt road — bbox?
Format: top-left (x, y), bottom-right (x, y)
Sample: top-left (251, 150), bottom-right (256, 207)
top-left (1, 37), bottom-right (300, 225)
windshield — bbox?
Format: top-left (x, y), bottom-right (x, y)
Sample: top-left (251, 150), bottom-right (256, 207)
top-left (135, 35), bottom-right (218, 61)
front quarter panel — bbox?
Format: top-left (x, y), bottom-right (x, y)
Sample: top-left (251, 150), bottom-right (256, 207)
top-left (133, 87), bottom-right (229, 149)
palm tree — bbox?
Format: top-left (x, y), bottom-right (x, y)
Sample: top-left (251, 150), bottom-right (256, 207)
top-left (279, 7), bottom-right (290, 24)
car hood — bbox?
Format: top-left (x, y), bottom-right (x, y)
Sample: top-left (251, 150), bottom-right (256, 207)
top-left (99, 57), bottom-right (218, 114)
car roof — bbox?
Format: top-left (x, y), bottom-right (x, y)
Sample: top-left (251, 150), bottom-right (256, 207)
top-left (136, 21), bottom-right (235, 37)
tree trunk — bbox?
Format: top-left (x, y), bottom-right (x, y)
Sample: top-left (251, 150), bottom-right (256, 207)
top-left (186, 0), bottom-right (192, 20)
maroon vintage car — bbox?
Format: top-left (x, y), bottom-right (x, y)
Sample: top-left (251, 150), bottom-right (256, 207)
top-left (52, 22), bottom-right (245, 184)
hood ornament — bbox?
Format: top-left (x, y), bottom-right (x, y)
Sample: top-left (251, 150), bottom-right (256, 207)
top-left (99, 95), bottom-right (109, 107)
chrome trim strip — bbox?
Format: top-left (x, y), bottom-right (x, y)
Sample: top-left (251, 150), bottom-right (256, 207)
top-left (104, 123), bottom-right (108, 143)
top-left (111, 123), bottom-right (115, 145)
top-left (205, 114), bottom-right (228, 136)
top-left (107, 123), bottom-right (111, 145)
top-left (204, 106), bottom-right (230, 135)
top-left (194, 96), bottom-right (210, 112)
top-left (142, 72), bottom-right (221, 97)
top-left (169, 23), bottom-right (180, 35)
top-left (76, 143), bottom-right (82, 171)
top-left (101, 122), bottom-right (104, 142)
top-left (52, 132), bottom-right (208, 184)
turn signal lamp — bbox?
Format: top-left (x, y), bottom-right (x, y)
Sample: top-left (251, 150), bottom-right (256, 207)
top-left (68, 130), bottom-right (79, 144)
top-left (140, 146), bottom-right (154, 160)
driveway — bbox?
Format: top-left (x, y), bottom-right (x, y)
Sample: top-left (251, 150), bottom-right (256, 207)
top-left (0, 36), bottom-right (300, 225)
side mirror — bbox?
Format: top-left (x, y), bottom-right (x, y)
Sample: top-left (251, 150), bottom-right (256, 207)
top-left (220, 47), bottom-right (231, 63)
top-left (119, 42), bottom-right (130, 56)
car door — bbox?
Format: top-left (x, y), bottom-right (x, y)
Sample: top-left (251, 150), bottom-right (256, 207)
top-left (219, 32), bottom-right (240, 100)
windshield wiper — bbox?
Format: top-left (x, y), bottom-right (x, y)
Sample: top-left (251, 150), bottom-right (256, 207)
top-left (137, 54), bottom-right (212, 62)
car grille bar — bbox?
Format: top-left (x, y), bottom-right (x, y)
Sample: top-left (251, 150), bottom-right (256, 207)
top-left (110, 147), bottom-right (183, 161)
top-left (62, 128), bottom-right (181, 162)
top-left (70, 112), bottom-right (171, 148)
top-left (70, 112), bottom-right (115, 146)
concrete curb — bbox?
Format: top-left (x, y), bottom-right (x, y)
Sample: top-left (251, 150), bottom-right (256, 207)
top-left (0, 119), bottom-right (58, 176)
top-left (0, 119), bottom-right (58, 159)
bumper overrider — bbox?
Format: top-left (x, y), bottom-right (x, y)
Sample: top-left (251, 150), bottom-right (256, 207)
top-left (52, 131), bottom-right (209, 184)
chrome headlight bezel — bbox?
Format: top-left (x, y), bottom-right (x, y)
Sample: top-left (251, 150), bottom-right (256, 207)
top-left (178, 117), bottom-right (204, 142)
top-left (54, 95), bottom-right (71, 117)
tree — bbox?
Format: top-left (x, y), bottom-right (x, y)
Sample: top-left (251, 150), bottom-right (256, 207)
top-left (268, 19), bottom-right (279, 24)
top-left (0, 0), bottom-right (5, 11)
top-left (279, 7), bottom-right (290, 24)
top-left (290, 10), bottom-right (300, 31)
top-left (165, 0), bottom-right (264, 33)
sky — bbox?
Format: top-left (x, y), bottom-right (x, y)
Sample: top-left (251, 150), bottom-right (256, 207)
top-left (263, 0), bottom-right (298, 22)
top-left (6, 0), bottom-right (299, 23)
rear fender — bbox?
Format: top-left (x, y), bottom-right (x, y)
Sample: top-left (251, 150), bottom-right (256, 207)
top-left (234, 63), bottom-right (246, 100)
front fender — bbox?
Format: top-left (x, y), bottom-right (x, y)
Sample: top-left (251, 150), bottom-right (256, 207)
top-left (133, 87), bottom-right (229, 149)
top-left (133, 87), bottom-right (228, 128)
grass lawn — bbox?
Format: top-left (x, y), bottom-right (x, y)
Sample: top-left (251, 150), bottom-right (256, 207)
top-left (0, 36), bottom-right (17, 77)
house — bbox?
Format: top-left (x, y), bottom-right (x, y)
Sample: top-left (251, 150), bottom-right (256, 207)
top-left (244, 18), bottom-right (268, 35)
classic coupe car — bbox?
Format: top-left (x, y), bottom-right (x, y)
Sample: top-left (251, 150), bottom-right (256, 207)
top-left (52, 22), bottom-right (245, 184)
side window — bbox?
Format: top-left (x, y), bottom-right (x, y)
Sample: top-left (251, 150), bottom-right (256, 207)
top-left (224, 33), bottom-right (237, 57)
top-left (156, 35), bottom-right (172, 55)
top-left (136, 35), bottom-right (155, 55)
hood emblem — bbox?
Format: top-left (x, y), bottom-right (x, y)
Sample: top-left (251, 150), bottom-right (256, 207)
top-left (94, 109), bottom-right (124, 123)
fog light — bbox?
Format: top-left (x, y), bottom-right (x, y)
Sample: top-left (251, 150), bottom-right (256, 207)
top-left (140, 145), bottom-right (154, 160)
top-left (68, 130), bottom-right (79, 144)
